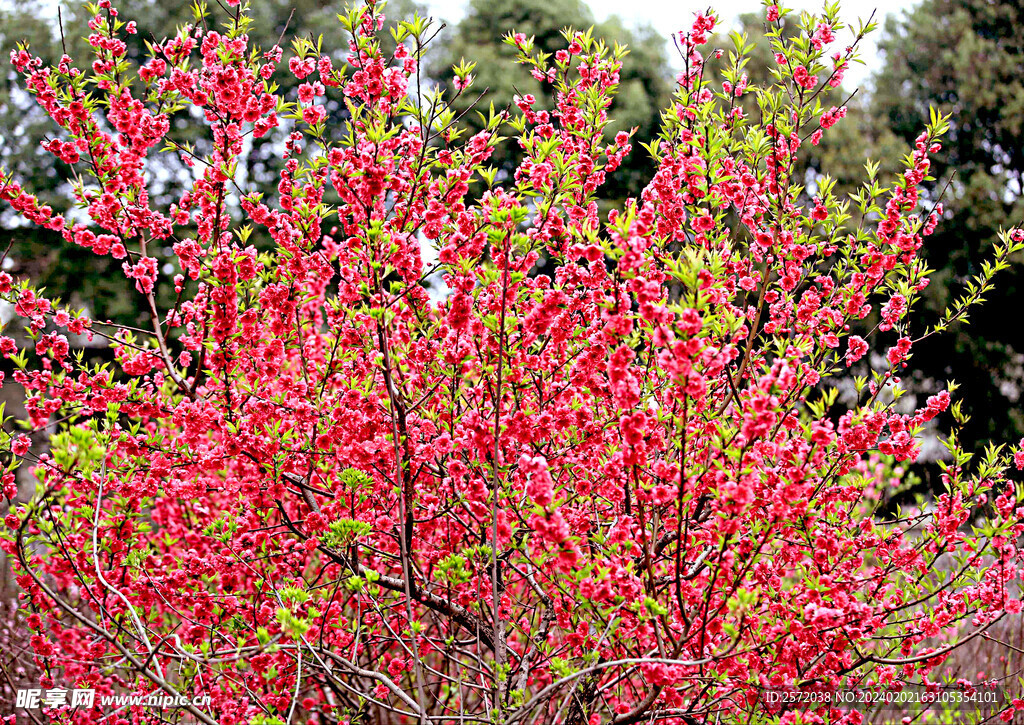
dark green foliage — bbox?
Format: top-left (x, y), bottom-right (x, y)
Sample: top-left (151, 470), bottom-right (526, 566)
top-left (872, 0), bottom-right (1024, 451)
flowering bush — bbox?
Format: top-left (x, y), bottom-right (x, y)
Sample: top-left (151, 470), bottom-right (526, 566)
top-left (2, 1), bottom-right (1024, 724)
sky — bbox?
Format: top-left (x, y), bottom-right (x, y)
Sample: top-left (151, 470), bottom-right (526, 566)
top-left (420, 0), bottom-right (920, 90)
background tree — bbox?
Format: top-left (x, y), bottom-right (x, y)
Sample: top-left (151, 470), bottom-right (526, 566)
top-left (872, 0), bottom-right (1024, 454)
top-left (434, 0), bottom-right (672, 206)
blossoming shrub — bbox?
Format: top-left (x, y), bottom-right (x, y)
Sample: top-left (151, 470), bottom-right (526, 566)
top-left (1, 1), bottom-right (1024, 723)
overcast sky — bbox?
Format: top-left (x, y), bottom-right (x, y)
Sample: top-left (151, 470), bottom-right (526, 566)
top-left (422, 0), bottom-right (920, 90)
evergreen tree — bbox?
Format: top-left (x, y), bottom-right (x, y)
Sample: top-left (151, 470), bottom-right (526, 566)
top-left (872, 0), bottom-right (1024, 451)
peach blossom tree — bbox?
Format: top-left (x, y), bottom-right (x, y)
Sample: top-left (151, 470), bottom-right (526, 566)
top-left (1, 1), bottom-right (1024, 723)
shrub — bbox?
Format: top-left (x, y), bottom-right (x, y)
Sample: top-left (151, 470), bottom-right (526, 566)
top-left (1, 1), bottom-right (1023, 723)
